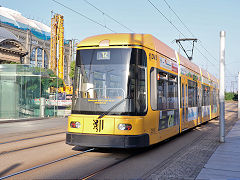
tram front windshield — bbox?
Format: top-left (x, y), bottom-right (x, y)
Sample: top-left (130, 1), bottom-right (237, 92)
top-left (72, 48), bottom-right (147, 116)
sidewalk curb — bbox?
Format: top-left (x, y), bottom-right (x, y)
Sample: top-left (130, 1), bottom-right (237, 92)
top-left (0, 116), bottom-right (68, 124)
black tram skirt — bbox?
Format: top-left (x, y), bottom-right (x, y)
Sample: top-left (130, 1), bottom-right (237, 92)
top-left (66, 132), bottom-right (149, 148)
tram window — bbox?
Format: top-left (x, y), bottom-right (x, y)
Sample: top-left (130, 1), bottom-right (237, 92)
top-left (150, 68), bottom-right (157, 110)
top-left (202, 85), bottom-right (210, 106)
top-left (212, 89), bottom-right (215, 105)
top-left (157, 75), bottom-right (167, 110)
top-left (168, 75), bottom-right (178, 109)
top-left (217, 90), bottom-right (219, 105)
top-left (202, 85), bottom-right (205, 105)
top-left (181, 84), bottom-right (184, 108)
top-left (212, 88), bottom-right (217, 105)
top-left (150, 67), bottom-right (178, 110)
top-left (188, 81), bottom-right (193, 107)
top-left (210, 89), bottom-right (213, 105)
top-left (188, 80), bottom-right (197, 107)
top-left (207, 86), bottom-right (210, 105)
top-left (136, 66), bottom-right (147, 112)
top-left (207, 87), bottom-right (210, 105)
top-left (216, 90), bottom-right (218, 105)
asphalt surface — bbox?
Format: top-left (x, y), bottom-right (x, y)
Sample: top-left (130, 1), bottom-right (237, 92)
top-left (0, 102), bottom-right (238, 180)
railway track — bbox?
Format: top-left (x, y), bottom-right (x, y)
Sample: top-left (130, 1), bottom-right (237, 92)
top-left (0, 139), bottom-right (65, 155)
top-left (0, 148), bottom-right (95, 180)
top-left (79, 147), bottom-right (148, 180)
top-left (0, 132), bottom-right (66, 155)
top-left (0, 128), bottom-right (133, 179)
top-left (0, 131), bottom-right (65, 145)
top-left (80, 155), bottom-right (131, 180)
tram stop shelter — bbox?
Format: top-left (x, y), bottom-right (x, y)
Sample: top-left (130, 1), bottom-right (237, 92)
top-left (0, 64), bottom-right (41, 119)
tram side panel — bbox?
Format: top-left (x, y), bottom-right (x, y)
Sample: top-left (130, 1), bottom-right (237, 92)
top-left (179, 68), bottom-right (202, 130)
top-left (147, 49), bottom-right (180, 145)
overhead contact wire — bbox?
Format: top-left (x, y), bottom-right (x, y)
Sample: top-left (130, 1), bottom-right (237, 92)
top-left (83, 0), bottom-right (135, 32)
top-left (163, 0), bottom-right (216, 61)
top-left (147, 0), bottom-right (185, 38)
top-left (163, 0), bottom-right (195, 37)
top-left (51, 0), bottom-right (116, 33)
top-left (148, 0), bottom-right (220, 75)
top-left (162, 0), bottom-right (235, 77)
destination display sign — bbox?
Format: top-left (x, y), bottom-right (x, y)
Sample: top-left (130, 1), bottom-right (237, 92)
top-left (97, 51), bottom-right (110, 60)
top-left (149, 53), bottom-right (178, 73)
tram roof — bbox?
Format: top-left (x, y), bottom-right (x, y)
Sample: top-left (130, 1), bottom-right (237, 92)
top-left (201, 68), bottom-right (209, 79)
top-left (78, 33), bottom-right (217, 82)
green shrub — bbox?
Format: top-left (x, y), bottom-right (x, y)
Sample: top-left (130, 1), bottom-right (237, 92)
top-left (225, 92), bottom-right (237, 101)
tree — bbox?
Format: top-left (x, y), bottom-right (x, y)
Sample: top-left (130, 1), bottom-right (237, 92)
top-left (33, 67), bottom-right (64, 96)
top-left (225, 92), bottom-right (237, 101)
top-left (69, 61), bottom-right (75, 81)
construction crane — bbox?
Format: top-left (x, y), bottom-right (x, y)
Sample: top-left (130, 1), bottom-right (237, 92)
top-left (50, 13), bottom-right (64, 79)
top-left (50, 13), bottom-right (72, 95)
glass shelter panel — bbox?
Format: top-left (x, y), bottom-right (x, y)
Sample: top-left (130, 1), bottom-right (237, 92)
top-left (0, 65), bottom-right (41, 119)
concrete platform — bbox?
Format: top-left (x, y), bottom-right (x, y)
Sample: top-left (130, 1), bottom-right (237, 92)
top-left (197, 120), bottom-right (240, 180)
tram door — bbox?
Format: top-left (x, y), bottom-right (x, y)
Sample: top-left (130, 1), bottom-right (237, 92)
top-left (181, 77), bottom-right (188, 131)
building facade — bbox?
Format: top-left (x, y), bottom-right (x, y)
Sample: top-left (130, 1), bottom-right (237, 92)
top-left (0, 27), bottom-right (28, 63)
top-left (0, 7), bottom-right (72, 85)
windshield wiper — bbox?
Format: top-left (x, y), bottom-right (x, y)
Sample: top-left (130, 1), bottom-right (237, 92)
top-left (97, 97), bottom-right (130, 119)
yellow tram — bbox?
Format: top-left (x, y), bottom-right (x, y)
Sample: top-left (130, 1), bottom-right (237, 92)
top-left (66, 34), bottom-right (219, 148)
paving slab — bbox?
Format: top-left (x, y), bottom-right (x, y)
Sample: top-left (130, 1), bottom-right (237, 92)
top-left (207, 153), bottom-right (240, 162)
top-left (197, 120), bottom-right (240, 180)
top-left (205, 160), bottom-right (240, 172)
top-left (213, 150), bottom-right (240, 155)
top-left (198, 168), bottom-right (240, 180)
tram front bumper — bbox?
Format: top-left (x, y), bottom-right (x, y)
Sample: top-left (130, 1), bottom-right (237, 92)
top-left (66, 132), bottom-right (149, 148)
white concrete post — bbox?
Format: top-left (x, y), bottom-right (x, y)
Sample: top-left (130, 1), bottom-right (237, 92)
top-left (40, 97), bottom-right (45, 118)
top-left (219, 31), bottom-right (226, 143)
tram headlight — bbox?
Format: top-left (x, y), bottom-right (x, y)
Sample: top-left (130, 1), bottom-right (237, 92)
top-left (118, 123), bottom-right (132, 130)
top-left (70, 121), bottom-right (81, 128)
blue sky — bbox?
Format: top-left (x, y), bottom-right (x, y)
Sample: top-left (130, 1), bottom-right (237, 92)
top-left (1, 0), bottom-right (239, 91)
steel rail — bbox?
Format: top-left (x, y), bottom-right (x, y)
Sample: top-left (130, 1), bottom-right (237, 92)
top-left (0, 131), bottom-right (65, 145)
top-left (0, 139), bottom-right (65, 155)
top-left (81, 155), bottom-right (132, 180)
top-left (0, 148), bottom-right (95, 180)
